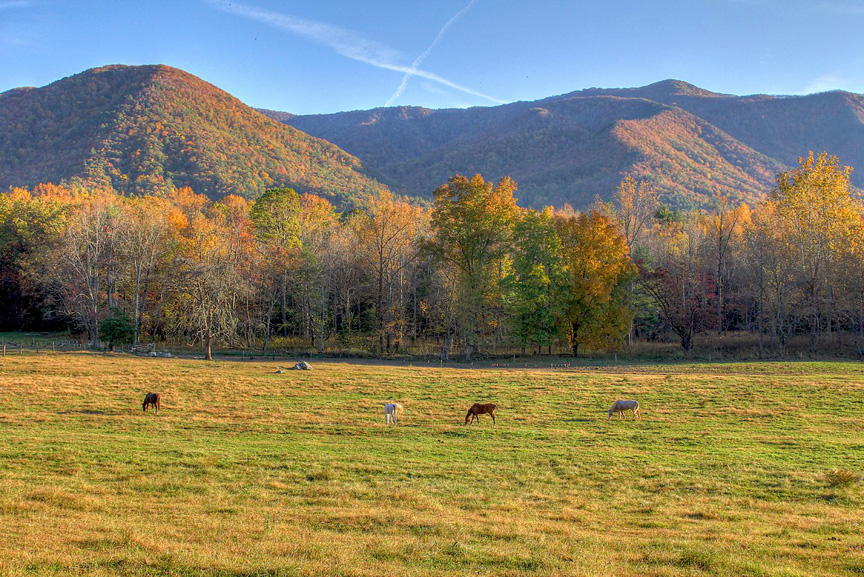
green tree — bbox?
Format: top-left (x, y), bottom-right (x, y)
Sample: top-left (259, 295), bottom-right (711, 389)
top-left (99, 309), bottom-right (136, 351)
top-left (0, 188), bottom-right (70, 330)
top-left (427, 174), bottom-right (519, 360)
top-left (506, 207), bottom-right (567, 354)
top-left (249, 188), bottom-right (302, 340)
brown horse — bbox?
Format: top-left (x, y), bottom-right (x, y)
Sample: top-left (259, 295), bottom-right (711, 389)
top-left (142, 393), bottom-right (161, 413)
top-left (465, 403), bottom-right (497, 426)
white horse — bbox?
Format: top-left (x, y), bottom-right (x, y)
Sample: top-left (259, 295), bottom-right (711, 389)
top-left (608, 399), bottom-right (641, 420)
top-left (384, 402), bottom-right (404, 425)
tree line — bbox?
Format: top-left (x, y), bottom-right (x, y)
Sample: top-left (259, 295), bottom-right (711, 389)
top-left (1, 152), bottom-right (862, 359)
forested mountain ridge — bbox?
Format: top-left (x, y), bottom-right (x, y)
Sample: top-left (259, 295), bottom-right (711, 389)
top-left (271, 80), bottom-right (864, 208)
top-left (572, 79), bottom-right (864, 178)
top-left (0, 65), bottom-right (387, 204)
top-left (4, 65), bottom-right (862, 210)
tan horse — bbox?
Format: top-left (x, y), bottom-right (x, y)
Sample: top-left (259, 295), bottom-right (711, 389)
top-left (465, 403), bottom-right (497, 426)
top-left (142, 392), bottom-right (161, 413)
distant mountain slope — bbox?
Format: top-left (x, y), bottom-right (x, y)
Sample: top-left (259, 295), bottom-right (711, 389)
top-left (571, 80), bottom-right (864, 183)
top-left (270, 80), bottom-right (863, 209)
top-left (0, 65), bottom-right (386, 204)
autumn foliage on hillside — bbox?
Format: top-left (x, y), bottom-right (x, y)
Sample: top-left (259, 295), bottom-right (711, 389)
top-left (0, 65), bottom-right (387, 204)
top-left (2, 154), bottom-right (863, 359)
top-left (277, 80), bottom-right (864, 209)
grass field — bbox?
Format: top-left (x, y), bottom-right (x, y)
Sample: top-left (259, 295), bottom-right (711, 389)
top-left (0, 353), bottom-right (862, 576)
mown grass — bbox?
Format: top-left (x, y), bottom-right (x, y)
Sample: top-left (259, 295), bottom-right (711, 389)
top-left (0, 353), bottom-right (862, 576)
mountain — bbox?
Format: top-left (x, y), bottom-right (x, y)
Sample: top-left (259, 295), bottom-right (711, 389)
top-left (573, 80), bottom-right (864, 179)
top-left (0, 65), bottom-right (386, 205)
top-left (5, 66), bottom-right (861, 211)
top-left (267, 80), bottom-right (864, 209)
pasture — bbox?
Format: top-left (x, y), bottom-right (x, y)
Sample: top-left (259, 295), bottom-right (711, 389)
top-left (0, 353), bottom-right (862, 576)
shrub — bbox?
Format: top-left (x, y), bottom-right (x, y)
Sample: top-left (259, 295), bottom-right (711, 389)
top-left (825, 469), bottom-right (860, 488)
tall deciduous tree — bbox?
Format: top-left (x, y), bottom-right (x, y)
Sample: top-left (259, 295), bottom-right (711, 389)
top-left (706, 193), bottom-right (749, 334)
top-left (118, 196), bottom-right (173, 349)
top-left (171, 194), bottom-right (250, 360)
top-left (770, 152), bottom-right (860, 349)
top-left (353, 191), bottom-right (425, 354)
top-left (427, 174), bottom-right (519, 360)
top-left (613, 175), bottom-right (660, 345)
top-left (50, 193), bottom-right (122, 345)
top-left (0, 187), bottom-right (70, 329)
top-left (249, 188), bottom-right (301, 340)
top-left (742, 202), bottom-right (797, 355)
top-left (294, 193), bottom-right (339, 353)
top-left (556, 210), bottom-right (634, 356)
top-left (507, 207), bottom-right (567, 354)
top-left (641, 210), bottom-right (718, 352)
top-left (614, 175), bottom-right (659, 251)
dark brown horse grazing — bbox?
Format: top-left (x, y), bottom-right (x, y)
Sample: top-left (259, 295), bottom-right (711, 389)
top-left (465, 403), bottom-right (497, 426)
top-left (142, 393), bottom-right (161, 413)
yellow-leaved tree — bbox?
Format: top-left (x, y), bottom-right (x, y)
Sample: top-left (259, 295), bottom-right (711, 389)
top-left (555, 210), bottom-right (634, 356)
top-left (769, 152), bottom-right (861, 349)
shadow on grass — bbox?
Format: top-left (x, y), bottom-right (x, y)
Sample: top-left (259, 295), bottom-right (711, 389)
top-left (26, 559), bottom-right (301, 576)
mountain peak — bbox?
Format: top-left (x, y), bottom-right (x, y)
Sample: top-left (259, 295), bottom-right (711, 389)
top-left (0, 64), bottom-right (387, 205)
top-left (643, 79), bottom-right (727, 98)
top-left (568, 80), bottom-right (728, 101)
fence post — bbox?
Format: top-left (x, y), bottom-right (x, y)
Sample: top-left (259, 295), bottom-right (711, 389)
top-left (53, 341), bottom-right (56, 353)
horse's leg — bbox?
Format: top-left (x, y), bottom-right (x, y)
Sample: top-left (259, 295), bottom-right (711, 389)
top-left (491, 412), bottom-right (496, 426)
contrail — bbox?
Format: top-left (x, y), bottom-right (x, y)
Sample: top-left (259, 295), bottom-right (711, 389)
top-left (211, 0), bottom-right (505, 105)
top-left (385, 0), bottom-right (478, 107)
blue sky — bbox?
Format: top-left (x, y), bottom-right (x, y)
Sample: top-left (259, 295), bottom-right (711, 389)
top-left (1, 0), bottom-right (863, 114)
